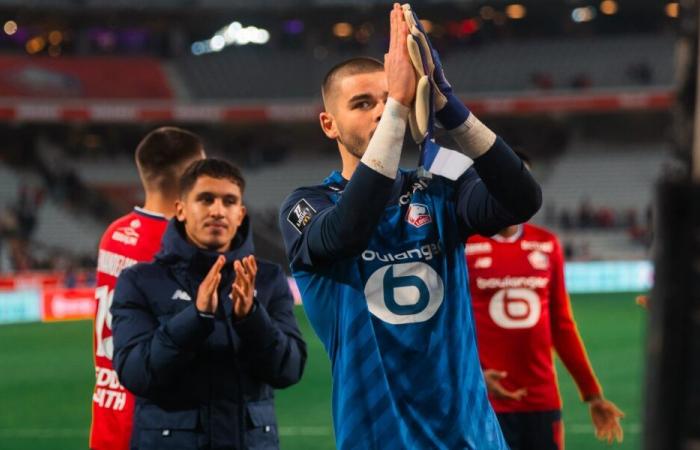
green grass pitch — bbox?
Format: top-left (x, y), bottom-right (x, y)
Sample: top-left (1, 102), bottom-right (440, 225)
top-left (0, 292), bottom-right (644, 449)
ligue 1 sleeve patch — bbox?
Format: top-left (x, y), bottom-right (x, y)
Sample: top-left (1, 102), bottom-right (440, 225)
top-left (287, 199), bottom-right (317, 234)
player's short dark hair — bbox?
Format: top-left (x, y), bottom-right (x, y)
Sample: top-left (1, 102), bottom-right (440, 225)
top-left (321, 57), bottom-right (384, 106)
top-left (135, 126), bottom-right (204, 193)
top-left (179, 158), bottom-right (246, 198)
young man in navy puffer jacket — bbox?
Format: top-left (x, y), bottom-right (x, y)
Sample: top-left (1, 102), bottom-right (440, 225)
top-left (111, 158), bottom-right (306, 450)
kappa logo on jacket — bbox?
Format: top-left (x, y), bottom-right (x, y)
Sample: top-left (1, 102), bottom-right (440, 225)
top-left (171, 289), bottom-right (192, 301)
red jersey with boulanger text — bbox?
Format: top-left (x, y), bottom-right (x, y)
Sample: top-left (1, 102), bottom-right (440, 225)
top-left (89, 208), bottom-right (168, 450)
top-left (466, 223), bottom-right (601, 413)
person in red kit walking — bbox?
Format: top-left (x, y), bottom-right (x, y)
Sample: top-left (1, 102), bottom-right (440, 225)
top-left (89, 127), bottom-right (205, 450)
top-left (466, 151), bottom-right (624, 450)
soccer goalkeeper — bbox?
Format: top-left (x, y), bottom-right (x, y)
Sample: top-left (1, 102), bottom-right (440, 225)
top-left (279, 4), bottom-right (541, 448)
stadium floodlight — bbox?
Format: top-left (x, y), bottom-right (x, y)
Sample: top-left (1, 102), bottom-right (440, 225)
top-left (505, 4), bottom-right (526, 20)
top-left (253, 29), bottom-right (270, 44)
top-left (190, 20), bottom-right (270, 55)
top-left (4, 20), bottom-right (17, 36)
top-left (599, 0), bottom-right (618, 15)
top-left (571, 6), bottom-right (597, 22)
top-left (665, 2), bottom-right (679, 18)
top-left (210, 35), bottom-right (226, 52)
top-left (223, 22), bottom-right (242, 44)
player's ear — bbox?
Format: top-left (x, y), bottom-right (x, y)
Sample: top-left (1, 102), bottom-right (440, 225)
top-left (175, 199), bottom-right (186, 222)
top-left (237, 205), bottom-right (247, 226)
top-left (319, 111), bottom-right (339, 140)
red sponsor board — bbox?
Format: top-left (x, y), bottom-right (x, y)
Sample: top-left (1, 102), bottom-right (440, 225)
top-left (0, 89), bottom-right (673, 123)
top-left (0, 273), bottom-right (62, 291)
top-left (42, 288), bottom-right (96, 322)
top-left (0, 271), bottom-right (94, 291)
top-left (0, 56), bottom-right (172, 99)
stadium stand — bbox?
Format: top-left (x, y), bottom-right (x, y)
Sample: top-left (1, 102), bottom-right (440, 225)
top-left (174, 33), bottom-right (674, 100)
top-left (0, 162), bottom-right (102, 271)
top-left (556, 229), bottom-right (648, 261)
top-left (0, 163), bottom-right (24, 207)
top-left (537, 141), bottom-right (664, 214)
top-left (33, 198), bottom-right (102, 256)
top-left (529, 141), bottom-right (663, 260)
top-left (50, 133), bottom-right (662, 264)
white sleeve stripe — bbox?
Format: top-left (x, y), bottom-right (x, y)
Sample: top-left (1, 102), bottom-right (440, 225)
top-left (428, 147), bottom-right (473, 180)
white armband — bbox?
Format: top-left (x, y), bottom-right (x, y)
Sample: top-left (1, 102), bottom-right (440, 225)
top-left (360, 98), bottom-right (409, 179)
top-left (448, 113), bottom-right (497, 159)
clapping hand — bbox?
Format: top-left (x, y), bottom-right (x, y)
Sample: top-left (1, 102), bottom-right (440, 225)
top-left (231, 255), bottom-right (257, 320)
top-left (195, 256), bottom-right (225, 314)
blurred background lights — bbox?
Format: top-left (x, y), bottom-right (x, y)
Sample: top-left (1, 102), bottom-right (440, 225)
top-left (48, 45), bottom-right (61, 57)
top-left (479, 6), bottom-right (496, 21)
top-left (25, 36), bottom-right (46, 54)
top-left (572, 6), bottom-right (597, 22)
top-left (355, 23), bottom-right (373, 44)
top-left (506, 4), bottom-right (527, 20)
top-left (665, 2), bottom-right (679, 18)
top-left (493, 12), bottom-right (507, 26)
top-left (3, 20), bottom-right (17, 35)
top-left (600, 0), bottom-right (619, 15)
top-left (209, 35), bottom-right (226, 52)
top-left (283, 19), bottom-right (304, 35)
top-left (48, 30), bottom-right (63, 46)
top-left (223, 22), bottom-right (242, 43)
top-left (332, 22), bottom-right (353, 38)
top-left (191, 20), bottom-right (270, 55)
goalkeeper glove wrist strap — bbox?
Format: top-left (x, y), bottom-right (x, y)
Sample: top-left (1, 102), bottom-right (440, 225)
top-left (435, 93), bottom-right (471, 130)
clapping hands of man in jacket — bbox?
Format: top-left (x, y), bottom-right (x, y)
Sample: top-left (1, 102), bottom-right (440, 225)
top-left (196, 254), bottom-right (258, 320)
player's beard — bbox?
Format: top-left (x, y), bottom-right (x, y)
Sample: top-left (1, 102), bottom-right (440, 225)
top-left (337, 128), bottom-right (370, 159)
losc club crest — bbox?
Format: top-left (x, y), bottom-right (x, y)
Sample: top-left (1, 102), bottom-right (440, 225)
top-left (405, 203), bottom-right (432, 228)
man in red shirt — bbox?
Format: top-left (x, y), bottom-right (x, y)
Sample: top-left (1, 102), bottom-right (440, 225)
top-left (89, 127), bottom-right (205, 450)
top-left (466, 152), bottom-right (624, 449)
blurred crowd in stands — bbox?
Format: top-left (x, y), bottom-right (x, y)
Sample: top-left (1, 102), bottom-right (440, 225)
top-left (1, 184), bottom-right (43, 272)
top-left (0, 183), bottom-right (97, 273)
top-left (542, 199), bottom-right (653, 261)
top-left (0, 135), bottom-right (106, 273)
top-left (34, 136), bottom-right (119, 222)
top-left (530, 61), bottom-right (654, 91)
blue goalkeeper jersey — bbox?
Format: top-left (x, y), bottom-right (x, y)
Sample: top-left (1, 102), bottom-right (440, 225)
top-left (280, 168), bottom-right (509, 450)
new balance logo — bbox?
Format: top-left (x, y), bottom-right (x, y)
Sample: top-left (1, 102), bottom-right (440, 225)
top-left (171, 290), bottom-right (192, 301)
